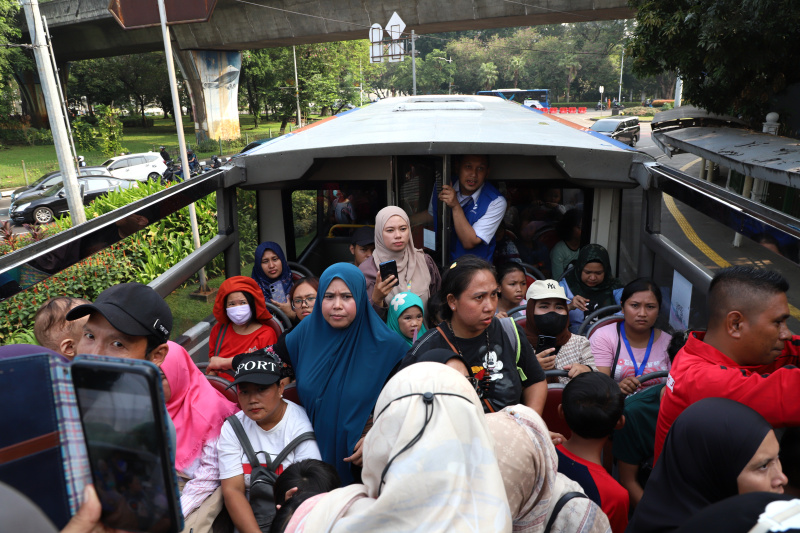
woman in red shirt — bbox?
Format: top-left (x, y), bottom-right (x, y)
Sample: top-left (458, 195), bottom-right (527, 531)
top-left (208, 276), bottom-right (278, 380)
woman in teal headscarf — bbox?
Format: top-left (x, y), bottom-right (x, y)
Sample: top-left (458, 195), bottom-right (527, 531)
top-left (283, 263), bottom-right (408, 485)
top-left (386, 292), bottom-right (428, 347)
top-left (559, 244), bottom-right (624, 333)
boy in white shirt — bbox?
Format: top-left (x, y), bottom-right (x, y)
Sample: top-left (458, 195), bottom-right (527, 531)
top-left (218, 352), bottom-right (321, 533)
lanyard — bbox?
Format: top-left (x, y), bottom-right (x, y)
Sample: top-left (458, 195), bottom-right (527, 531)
top-left (620, 324), bottom-right (654, 377)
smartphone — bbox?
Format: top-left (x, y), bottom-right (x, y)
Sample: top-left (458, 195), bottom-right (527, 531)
top-left (72, 357), bottom-right (182, 533)
top-left (379, 259), bottom-right (400, 287)
top-left (536, 335), bottom-right (559, 354)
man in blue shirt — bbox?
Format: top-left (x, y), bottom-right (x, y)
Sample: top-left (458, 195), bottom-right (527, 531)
top-left (438, 155), bottom-right (507, 262)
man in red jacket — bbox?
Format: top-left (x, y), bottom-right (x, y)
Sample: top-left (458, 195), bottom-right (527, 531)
top-left (654, 266), bottom-right (800, 462)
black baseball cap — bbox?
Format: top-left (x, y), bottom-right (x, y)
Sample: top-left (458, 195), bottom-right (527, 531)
top-left (66, 282), bottom-right (172, 343)
top-left (351, 226), bottom-right (374, 247)
top-left (228, 352), bottom-right (281, 389)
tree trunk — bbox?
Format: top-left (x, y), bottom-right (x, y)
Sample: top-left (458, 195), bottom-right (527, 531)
top-left (279, 118), bottom-right (288, 135)
top-left (140, 97), bottom-right (147, 127)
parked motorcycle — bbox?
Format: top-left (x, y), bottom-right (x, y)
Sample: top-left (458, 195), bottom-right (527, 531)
top-left (160, 160), bottom-right (184, 185)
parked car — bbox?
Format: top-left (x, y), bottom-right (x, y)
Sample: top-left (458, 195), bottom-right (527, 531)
top-left (10, 167), bottom-right (112, 204)
top-left (239, 138), bottom-right (272, 154)
top-left (589, 117), bottom-right (640, 146)
top-left (101, 152), bottom-right (167, 181)
top-left (9, 177), bottom-right (138, 225)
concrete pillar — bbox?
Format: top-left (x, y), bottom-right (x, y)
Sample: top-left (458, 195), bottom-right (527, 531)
top-left (699, 158), bottom-right (706, 180)
top-left (14, 69), bottom-right (48, 128)
top-left (174, 49), bottom-right (241, 143)
top-left (14, 62), bottom-right (70, 128)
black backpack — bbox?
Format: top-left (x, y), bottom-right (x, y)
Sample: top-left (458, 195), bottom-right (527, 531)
top-left (226, 415), bottom-right (315, 532)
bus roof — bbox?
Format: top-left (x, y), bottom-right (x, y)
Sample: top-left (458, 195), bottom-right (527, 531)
top-left (236, 95), bottom-right (653, 187)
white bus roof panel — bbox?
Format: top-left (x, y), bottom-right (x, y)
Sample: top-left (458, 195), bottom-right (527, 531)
top-left (236, 95), bottom-right (652, 185)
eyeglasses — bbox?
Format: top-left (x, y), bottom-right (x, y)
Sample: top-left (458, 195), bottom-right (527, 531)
top-left (291, 296), bottom-right (316, 308)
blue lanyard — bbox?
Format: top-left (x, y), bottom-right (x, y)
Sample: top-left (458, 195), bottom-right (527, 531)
top-left (620, 324), bottom-right (654, 377)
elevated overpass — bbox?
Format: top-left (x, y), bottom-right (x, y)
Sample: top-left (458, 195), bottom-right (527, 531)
top-left (21, 0), bottom-right (634, 140)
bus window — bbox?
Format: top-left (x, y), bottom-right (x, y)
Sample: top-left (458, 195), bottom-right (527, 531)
top-left (497, 181), bottom-right (588, 277)
top-left (290, 190), bottom-right (323, 258)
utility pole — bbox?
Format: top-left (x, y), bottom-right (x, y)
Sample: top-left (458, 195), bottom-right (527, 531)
top-left (618, 46), bottom-right (624, 103)
top-left (411, 30), bottom-right (417, 96)
top-left (20, 0), bottom-right (85, 224)
top-left (293, 46), bottom-right (301, 126)
top-left (157, 0), bottom-right (208, 292)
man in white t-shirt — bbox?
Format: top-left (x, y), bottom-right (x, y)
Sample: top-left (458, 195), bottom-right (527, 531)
top-left (218, 352), bottom-right (321, 532)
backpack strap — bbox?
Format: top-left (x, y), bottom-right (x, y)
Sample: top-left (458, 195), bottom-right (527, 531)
top-left (610, 321), bottom-right (622, 379)
top-left (214, 323), bottom-right (229, 359)
top-left (544, 491), bottom-right (588, 533)
top-left (269, 432), bottom-right (316, 473)
top-left (226, 415), bottom-right (261, 470)
top-left (499, 317), bottom-right (526, 382)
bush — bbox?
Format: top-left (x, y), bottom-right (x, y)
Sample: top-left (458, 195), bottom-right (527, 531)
top-left (196, 138), bottom-right (219, 154)
top-left (651, 99), bottom-right (674, 107)
top-left (72, 117), bottom-right (100, 151)
top-left (122, 116), bottom-right (154, 128)
top-left (0, 180), bottom-right (222, 342)
top-left (660, 102), bottom-right (674, 111)
top-left (621, 106), bottom-right (657, 117)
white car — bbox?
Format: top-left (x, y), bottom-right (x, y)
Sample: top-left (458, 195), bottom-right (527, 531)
top-left (101, 152), bottom-right (167, 182)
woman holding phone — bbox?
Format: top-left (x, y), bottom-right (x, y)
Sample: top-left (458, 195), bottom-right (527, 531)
top-left (360, 206), bottom-right (441, 319)
top-left (525, 279), bottom-right (596, 385)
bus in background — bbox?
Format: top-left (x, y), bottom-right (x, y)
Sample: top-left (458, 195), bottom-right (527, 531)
top-left (477, 88), bottom-right (550, 109)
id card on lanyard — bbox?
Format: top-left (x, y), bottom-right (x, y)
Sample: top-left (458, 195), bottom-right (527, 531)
top-left (620, 324), bottom-right (654, 377)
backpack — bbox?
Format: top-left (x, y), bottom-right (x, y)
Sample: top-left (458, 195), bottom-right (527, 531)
top-left (225, 415), bottom-right (315, 532)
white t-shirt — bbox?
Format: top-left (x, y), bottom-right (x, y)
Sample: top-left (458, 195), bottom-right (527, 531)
top-left (218, 400), bottom-right (321, 487)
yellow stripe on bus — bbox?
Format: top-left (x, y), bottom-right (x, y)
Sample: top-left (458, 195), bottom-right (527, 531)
top-left (663, 194), bottom-right (800, 321)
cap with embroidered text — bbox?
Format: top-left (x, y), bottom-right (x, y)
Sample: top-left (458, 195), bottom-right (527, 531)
top-left (526, 279), bottom-right (567, 301)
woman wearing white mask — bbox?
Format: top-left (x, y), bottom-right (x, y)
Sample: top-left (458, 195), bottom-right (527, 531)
top-left (207, 276), bottom-right (278, 381)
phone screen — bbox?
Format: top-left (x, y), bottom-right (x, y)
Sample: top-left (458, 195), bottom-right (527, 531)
top-left (72, 361), bottom-right (181, 533)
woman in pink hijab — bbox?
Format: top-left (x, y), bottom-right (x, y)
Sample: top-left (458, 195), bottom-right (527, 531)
top-left (161, 342), bottom-right (239, 532)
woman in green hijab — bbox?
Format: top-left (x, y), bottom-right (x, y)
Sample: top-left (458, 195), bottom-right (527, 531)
top-left (386, 291), bottom-right (428, 347)
top-left (558, 244), bottom-right (623, 333)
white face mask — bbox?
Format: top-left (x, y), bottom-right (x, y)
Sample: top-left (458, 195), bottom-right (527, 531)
top-left (226, 304), bottom-right (252, 326)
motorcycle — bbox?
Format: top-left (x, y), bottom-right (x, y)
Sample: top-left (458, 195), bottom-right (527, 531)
top-left (160, 160), bottom-right (184, 185)
top-left (595, 101), bottom-right (607, 111)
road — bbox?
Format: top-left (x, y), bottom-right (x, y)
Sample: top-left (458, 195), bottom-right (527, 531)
top-left (0, 193), bottom-right (27, 235)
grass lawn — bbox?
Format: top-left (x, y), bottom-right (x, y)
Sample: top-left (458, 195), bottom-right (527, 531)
top-left (0, 114), bottom-right (304, 190)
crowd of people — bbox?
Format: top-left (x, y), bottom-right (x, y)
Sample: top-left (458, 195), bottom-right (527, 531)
top-left (8, 153), bottom-right (800, 533)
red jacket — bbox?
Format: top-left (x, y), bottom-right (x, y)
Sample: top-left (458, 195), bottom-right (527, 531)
top-left (654, 332), bottom-right (800, 462)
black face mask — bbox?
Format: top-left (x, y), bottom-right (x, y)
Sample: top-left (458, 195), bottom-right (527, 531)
top-left (533, 312), bottom-right (569, 337)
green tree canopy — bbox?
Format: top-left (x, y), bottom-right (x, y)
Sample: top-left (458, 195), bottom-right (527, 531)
top-left (627, 0), bottom-right (800, 123)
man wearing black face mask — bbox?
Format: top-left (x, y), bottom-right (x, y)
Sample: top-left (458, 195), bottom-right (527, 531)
top-left (525, 279), bottom-right (597, 384)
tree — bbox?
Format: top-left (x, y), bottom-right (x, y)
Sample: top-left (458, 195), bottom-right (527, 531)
top-left (479, 62), bottom-right (499, 91)
top-left (627, 0), bottom-right (800, 123)
top-left (96, 104), bottom-right (124, 157)
top-left (113, 53), bottom-right (167, 127)
top-left (0, 0), bottom-right (27, 116)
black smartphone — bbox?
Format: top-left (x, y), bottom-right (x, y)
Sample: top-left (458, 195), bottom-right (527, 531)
top-left (71, 357), bottom-right (182, 533)
top-left (379, 259), bottom-right (399, 287)
top-left (537, 335), bottom-right (559, 354)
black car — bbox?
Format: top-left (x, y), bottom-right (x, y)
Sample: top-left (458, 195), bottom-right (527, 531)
top-left (10, 167), bottom-right (112, 204)
top-left (590, 117), bottom-right (640, 146)
top-left (9, 177), bottom-right (138, 225)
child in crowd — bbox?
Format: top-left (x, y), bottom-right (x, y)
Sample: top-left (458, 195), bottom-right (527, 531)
top-left (495, 262), bottom-right (528, 316)
top-left (386, 292), bottom-right (427, 347)
top-left (218, 352), bottom-right (321, 533)
top-left (556, 372), bottom-right (629, 533)
top-left (33, 297), bottom-right (90, 359)
top-left (270, 459), bottom-right (341, 532)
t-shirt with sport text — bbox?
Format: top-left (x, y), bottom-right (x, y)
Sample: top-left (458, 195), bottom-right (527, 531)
top-left (218, 401), bottom-right (320, 488)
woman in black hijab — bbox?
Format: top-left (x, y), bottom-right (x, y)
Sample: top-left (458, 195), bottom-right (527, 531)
top-left (627, 397), bottom-right (788, 533)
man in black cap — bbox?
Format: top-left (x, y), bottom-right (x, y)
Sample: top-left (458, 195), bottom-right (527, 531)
top-left (349, 226), bottom-right (375, 268)
top-left (67, 282), bottom-right (172, 364)
top-left (159, 145), bottom-right (170, 163)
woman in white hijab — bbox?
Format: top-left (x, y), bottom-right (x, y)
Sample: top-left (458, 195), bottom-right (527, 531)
top-left (360, 206), bottom-right (441, 318)
top-left (486, 405), bottom-right (611, 533)
top-left (286, 362), bottom-right (512, 532)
